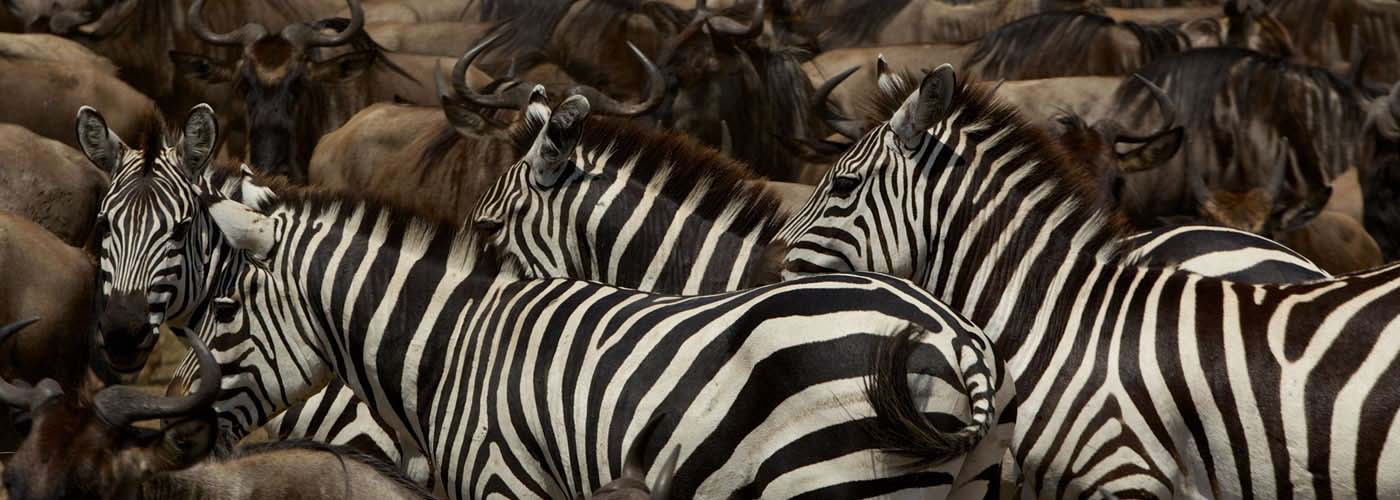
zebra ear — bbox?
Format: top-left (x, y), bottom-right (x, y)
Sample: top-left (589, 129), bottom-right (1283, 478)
top-left (890, 64), bottom-right (956, 148)
top-left (207, 199), bottom-right (276, 260)
top-left (179, 104), bottom-right (219, 178)
top-left (75, 106), bottom-right (128, 174)
top-left (528, 95), bottom-right (590, 189)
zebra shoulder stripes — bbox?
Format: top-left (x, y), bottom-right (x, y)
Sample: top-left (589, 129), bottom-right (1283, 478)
top-left (77, 105), bottom-right (419, 481)
top-left (1125, 225), bottom-right (1329, 283)
top-left (776, 64), bottom-right (1400, 497)
top-left (195, 179), bottom-right (1008, 498)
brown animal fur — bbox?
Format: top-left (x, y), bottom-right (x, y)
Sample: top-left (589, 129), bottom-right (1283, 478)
top-left (1275, 210), bottom-right (1383, 274)
top-left (0, 124), bottom-right (110, 246)
top-left (0, 56), bottom-right (160, 153)
top-left (0, 211), bottom-right (97, 450)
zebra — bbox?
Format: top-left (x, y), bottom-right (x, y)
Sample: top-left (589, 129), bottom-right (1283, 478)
top-left (75, 105), bottom-right (423, 482)
top-left (1123, 225), bottom-right (1328, 283)
top-left (775, 64), bottom-right (1400, 497)
top-left (190, 149), bottom-right (1009, 498)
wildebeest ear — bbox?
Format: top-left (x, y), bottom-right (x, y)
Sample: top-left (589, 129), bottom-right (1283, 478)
top-left (179, 104), bottom-right (219, 178)
top-left (890, 64), bottom-right (955, 148)
top-left (311, 51), bottom-right (376, 83)
top-left (528, 95), bottom-right (591, 189)
top-left (1117, 127), bottom-right (1184, 172)
top-left (207, 199), bottom-right (276, 260)
top-left (75, 106), bottom-right (127, 174)
top-left (150, 410), bottom-right (216, 471)
top-left (169, 52), bottom-right (234, 84)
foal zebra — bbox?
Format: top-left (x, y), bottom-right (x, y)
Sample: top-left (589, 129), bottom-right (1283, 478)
top-left (77, 106), bottom-right (419, 480)
top-left (193, 176), bottom-right (1006, 498)
top-left (777, 65), bottom-right (1400, 497)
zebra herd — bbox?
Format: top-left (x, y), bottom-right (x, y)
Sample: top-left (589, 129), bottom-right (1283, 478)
top-left (6, 60), bottom-right (1400, 498)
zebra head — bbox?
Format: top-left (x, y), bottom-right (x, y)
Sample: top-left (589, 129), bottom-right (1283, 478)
top-left (79, 104), bottom-right (220, 376)
top-left (776, 64), bottom-right (958, 282)
top-left (473, 94), bottom-right (589, 278)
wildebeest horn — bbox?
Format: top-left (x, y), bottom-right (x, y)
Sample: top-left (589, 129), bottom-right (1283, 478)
top-left (0, 318), bottom-right (62, 411)
top-left (812, 65), bottom-right (865, 141)
top-left (567, 42), bottom-right (666, 116)
top-left (1117, 75), bottom-right (1176, 143)
top-left (720, 121), bottom-right (733, 156)
top-left (706, 0), bottom-right (766, 39)
top-left (189, 0), bottom-right (268, 46)
top-left (302, 0), bottom-right (365, 47)
top-left (93, 331), bottom-right (222, 427)
top-left (449, 33), bottom-right (523, 110)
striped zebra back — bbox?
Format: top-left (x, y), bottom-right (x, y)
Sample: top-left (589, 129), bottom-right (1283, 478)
top-left (196, 190), bottom-right (1013, 498)
top-left (773, 64), bottom-right (1400, 496)
top-left (471, 105), bottom-right (787, 294)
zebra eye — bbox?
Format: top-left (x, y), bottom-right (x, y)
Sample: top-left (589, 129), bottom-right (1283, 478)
top-left (474, 218), bottom-right (503, 233)
top-left (212, 297), bottom-right (240, 322)
top-left (830, 175), bottom-right (861, 196)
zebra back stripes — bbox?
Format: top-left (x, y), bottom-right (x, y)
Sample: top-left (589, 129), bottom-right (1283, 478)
top-left (196, 188), bottom-right (1008, 498)
top-left (776, 69), bottom-right (1400, 497)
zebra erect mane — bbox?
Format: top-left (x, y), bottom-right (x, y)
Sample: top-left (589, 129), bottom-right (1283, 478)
top-left (864, 72), bottom-right (1135, 256)
top-left (576, 115), bottom-right (789, 234)
top-left (243, 174), bottom-right (467, 231)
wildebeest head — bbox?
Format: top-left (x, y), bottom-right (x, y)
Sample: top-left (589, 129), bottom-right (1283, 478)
top-left (1057, 75), bottom-right (1184, 211)
top-left (653, 0), bottom-right (841, 180)
top-left (1187, 126), bottom-right (1322, 234)
top-left (437, 31), bottom-right (666, 135)
top-left (169, 0), bottom-right (373, 183)
top-left (0, 319), bottom-right (222, 500)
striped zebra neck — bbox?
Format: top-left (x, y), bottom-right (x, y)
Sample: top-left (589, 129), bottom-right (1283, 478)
top-left (474, 116), bottom-right (788, 294)
top-left (203, 193), bottom-right (499, 450)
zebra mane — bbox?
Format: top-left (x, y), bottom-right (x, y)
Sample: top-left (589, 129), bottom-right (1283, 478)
top-left (576, 116), bottom-right (789, 234)
top-left (864, 71), bottom-right (1134, 257)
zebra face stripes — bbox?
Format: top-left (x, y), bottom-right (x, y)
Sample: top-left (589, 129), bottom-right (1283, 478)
top-left (199, 191), bottom-right (1010, 499)
top-left (775, 67), bottom-right (1400, 497)
top-left (81, 105), bottom-right (220, 374)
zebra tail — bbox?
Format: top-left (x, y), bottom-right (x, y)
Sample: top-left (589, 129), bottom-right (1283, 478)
top-left (864, 325), bottom-right (996, 467)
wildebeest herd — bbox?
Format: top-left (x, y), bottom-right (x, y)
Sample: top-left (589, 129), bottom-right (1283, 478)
top-left (0, 0), bottom-right (1397, 497)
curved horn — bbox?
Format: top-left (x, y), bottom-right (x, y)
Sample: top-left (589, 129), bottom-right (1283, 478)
top-left (811, 65), bottom-right (864, 141)
top-left (567, 42), bottom-right (666, 116)
top-left (448, 33), bottom-right (522, 110)
top-left (1117, 75), bottom-right (1177, 143)
top-left (93, 332), bottom-right (222, 427)
top-left (706, 0), bottom-right (765, 39)
top-left (304, 0), bottom-right (365, 47)
top-left (651, 446), bottom-right (681, 499)
top-left (0, 318), bottom-right (61, 410)
top-left (189, 0), bottom-right (267, 46)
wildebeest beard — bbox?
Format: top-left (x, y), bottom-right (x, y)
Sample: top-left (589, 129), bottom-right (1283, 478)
top-left (240, 64), bottom-right (330, 183)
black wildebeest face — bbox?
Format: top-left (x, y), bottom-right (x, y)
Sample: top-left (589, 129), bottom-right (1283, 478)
top-left (168, 0), bottom-right (373, 183)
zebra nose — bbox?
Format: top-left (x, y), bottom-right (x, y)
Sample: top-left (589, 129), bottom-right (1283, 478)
top-left (98, 292), bottom-right (157, 373)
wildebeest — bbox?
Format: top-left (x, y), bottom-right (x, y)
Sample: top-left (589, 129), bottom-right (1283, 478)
top-left (800, 0), bottom-right (1043, 49)
top-left (0, 35), bottom-right (161, 151)
top-left (1110, 47), bottom-right (1400, 233)
top-left (309, 31), bottom-right (665, 220)
top-left (173, 0), bottom-right (447, 181)
top-left (0, 212), bottom-right (98, 451)
top-left (1270, 0), bottom-right (1400, 83)
top-left (0, 323), bottom-right (432, 500)
top-left (0, 124), bottom-right (110, 247)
